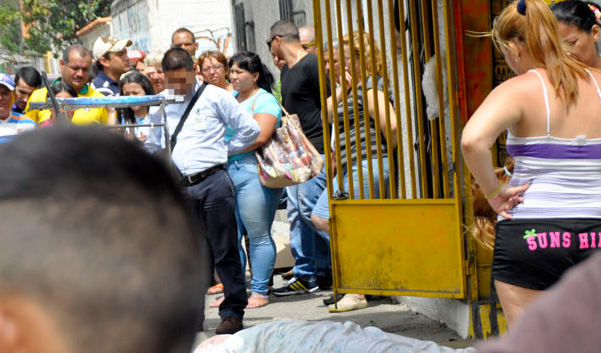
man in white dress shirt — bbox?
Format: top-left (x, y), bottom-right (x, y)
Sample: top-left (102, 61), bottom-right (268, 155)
top-left (156, 48), bottom-right (260, 335)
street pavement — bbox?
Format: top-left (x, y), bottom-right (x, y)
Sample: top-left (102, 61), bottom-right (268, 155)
top-left (196, 271), bottom-right (477, 349)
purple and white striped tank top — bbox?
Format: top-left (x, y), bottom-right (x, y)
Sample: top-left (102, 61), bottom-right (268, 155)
top-left (503, 69), bottom-right (601, 220)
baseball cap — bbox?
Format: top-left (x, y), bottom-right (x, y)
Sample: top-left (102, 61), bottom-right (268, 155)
top-left (0, 73), bottom-right (15, 91)
top-left (93, 36), bottom-right (133, 60)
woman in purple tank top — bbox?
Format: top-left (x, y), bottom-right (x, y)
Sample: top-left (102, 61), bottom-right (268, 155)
top-left (462, 0), bottom-right (601, 329)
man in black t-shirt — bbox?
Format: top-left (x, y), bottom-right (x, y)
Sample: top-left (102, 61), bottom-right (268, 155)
top-left (268, 20), bottom-right (333, 297)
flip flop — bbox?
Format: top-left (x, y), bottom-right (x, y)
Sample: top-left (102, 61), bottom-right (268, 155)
top-left (328, 294), bottom-right (368, 313)
top-left (207, 283), bottom-right (224, 295)
top-left (323, 293), bottom-right (345, 305)
top-left (246, 293), bottom-right (269, 309)
top-left (209, 296), bottom-right (224, 308)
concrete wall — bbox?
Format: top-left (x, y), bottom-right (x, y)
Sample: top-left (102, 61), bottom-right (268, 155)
top-left (394, 296), bottom-right (470, 339)
top-left (111, 0), bottom-right (233, 60)
top-left (231, 0), bottom-right (284, 79)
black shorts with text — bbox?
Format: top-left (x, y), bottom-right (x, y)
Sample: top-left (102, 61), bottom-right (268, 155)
top-left (493, 218), bottom-right (601, 290)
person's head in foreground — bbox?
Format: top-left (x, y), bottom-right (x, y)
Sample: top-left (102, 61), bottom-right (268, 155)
top-left (0, 126), bottom-right (206, 353)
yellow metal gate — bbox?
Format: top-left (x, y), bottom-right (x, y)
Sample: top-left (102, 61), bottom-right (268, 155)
top-left (312, 0), bottom-right (468, 298)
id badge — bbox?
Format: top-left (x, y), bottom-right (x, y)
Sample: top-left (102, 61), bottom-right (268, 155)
top-left (194, 114), bottom-right (206, 131)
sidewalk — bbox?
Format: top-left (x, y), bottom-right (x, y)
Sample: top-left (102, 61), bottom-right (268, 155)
top-left (196, 209), bottom-right (477, 349)
top-left (197, 273), bottom-right (477, 349)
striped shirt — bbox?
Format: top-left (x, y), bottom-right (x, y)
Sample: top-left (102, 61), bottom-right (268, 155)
top-left (337, 76), bottom-right (390, 169)
top-left (504, 69), bottom-right (601, 220)
top-left (0, 112), bottom-right (36, 143)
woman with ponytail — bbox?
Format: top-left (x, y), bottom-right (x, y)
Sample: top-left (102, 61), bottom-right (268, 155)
top-left (551, 0), bottom-right (601, 69)
top-left (224, 51), bottom-right (283, 309)
top-left (462, 0), bottom-right (601, 328)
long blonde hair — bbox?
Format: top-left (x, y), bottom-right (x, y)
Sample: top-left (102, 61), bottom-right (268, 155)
top-left (470, 159), bottom-right (515, 251)
top-left (342, 32), bottom-right (382, 76)
top-left (492, 0), bottom-right (588, 107)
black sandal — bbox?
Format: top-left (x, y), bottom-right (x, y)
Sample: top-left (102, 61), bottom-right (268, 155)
top-left (322, 293), bottom-right (345, 305)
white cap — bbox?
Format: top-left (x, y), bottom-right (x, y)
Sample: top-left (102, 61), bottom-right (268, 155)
top-left (93, 36), bottom-right (133, 60)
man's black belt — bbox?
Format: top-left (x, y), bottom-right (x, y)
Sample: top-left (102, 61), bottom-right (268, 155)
top-left (181, 164), bottom-right (226, 187)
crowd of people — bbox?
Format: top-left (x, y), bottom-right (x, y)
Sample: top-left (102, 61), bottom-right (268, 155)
top-left (3, 0), bottom-right (601, 350)
top-left (0, 20), bottom-right (373, 335)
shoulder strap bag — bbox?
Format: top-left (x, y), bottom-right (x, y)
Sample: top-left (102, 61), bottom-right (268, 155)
top-left (255, 103), bottom-right (324, 188)
top-left (167, 81), bottom-right (208, 180)
top-left (170, 81), bottom-right (208, 151)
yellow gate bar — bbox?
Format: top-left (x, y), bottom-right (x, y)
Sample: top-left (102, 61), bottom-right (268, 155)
top-left (363, 1), bottom-right (387, 199)
top-left (333, 0), bottom-right (356, 199)
top-left (375, 0), bottom-right (398, 198)
top-left (420, 0), bottom-right (442, 199)
top-left (397, 0), bottom-right (417, 198)
top-left (346, 0), bottom-right (365, 199)
top-left (432, 0), bottom-right (451, 199)
top-left (387, 0), bottom-right (406, 199)
top-left (323, 0), bottom-right (346, 195)
top-left (409, 0), bottom-right (429, 198)
top-left (354, 3), bottom-right (376, 199)
top-left (314, 0), bottom-right (335, 201)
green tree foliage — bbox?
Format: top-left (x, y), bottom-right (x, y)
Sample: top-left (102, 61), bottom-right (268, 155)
top-left (21, 0), bottom-right (111, 54)
top-left (0, 0), bottom-right (21, 52)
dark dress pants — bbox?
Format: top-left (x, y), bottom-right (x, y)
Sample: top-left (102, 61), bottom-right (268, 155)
top-left (185, 169), bottom-right (247, 320)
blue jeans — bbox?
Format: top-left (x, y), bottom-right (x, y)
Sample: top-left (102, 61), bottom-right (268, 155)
top-left (228, 155), bottom-right (283, 294)
top-left (313, 157), bottom-right (390, 219)
top-left (286, 155), bottom-right (330, 282)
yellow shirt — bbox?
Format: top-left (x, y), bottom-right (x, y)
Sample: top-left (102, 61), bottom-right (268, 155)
top-left (25, 85), bottom-right (108, 125)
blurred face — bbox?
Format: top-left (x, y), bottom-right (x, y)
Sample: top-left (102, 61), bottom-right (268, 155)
top-left (165, 68), bottom-right (196, 96)
top-left (558, 22), bottom-right (601, 68)
top-left (326, 48), bottom-right (341, 82)
top-left (143, 65), bottom-right (165, 93)
top-left (201, 57), bottom-right (227, 88)
top-left (122, 82), bottom-right (147, 114)
top-left (60, 52), bottom-right (92, 92)
top-left (229, 63), bottom-right (258, 94)
top-left (0, 85), bottom-right (14, 120)
top-left (14, 79), bottom-right (36, 111)
top-left (102, 50), bottom-right (130, 77)
top-left (172, 32), bottom-right (198, 58)
top-left (135, 61), bottom-right (145, 73)
top-left (343, 45), bottom-right (358, 77)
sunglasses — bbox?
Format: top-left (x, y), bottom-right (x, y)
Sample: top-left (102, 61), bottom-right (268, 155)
top-left (302, 41), bottom-right (316, 50)
top-left (266, 34), bottom-right (280, 49)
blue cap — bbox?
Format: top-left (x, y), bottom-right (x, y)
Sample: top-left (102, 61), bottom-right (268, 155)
top-left (0, 73), bottom-right (15, 91)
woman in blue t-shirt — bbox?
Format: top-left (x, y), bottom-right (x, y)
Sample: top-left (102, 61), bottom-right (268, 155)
top-left (225, 51), bottom-right (282, 308)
